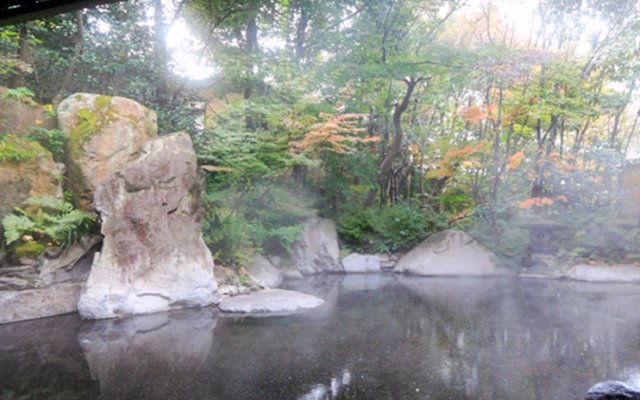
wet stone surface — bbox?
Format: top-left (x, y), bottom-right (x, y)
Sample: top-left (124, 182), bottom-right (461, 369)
top-left (1, 276), bottom-right (640, 399)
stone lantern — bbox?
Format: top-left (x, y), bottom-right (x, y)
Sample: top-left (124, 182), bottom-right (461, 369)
top-left (519, 218), bottom-right (568, 273)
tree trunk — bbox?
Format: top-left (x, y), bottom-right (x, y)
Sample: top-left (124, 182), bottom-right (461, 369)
top-left (153, 0), bottom-right (169, 100)
top-left (365, 77), bottom-right (421, 206)
top-left (244, 15), bottom-right (258, 130)
top-left (53, 11), bottom-right (84, 104)
top-left (11, 23), bottom-right (30, 88)
top-left (294, 7), bottom-right (308, 63)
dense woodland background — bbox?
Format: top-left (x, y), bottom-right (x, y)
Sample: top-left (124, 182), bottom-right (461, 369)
top-left (2, 0), bottom-right (640, 269)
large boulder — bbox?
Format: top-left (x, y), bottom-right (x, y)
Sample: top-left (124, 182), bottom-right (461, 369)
top-left (218, 289), bottom-right (324, 315)
top-left (77, 133), bottom-right (218, 319)
top-left (57, 93), bottom-right (157, 211)
top-left (0, 86), bottom-right (56, 135)
top-left (394, 230), bottom-right (509, 276)
top-left (289, 218), bottom-right (343, 275)
top-left (0, 135), bottom-right (64, 229)
top-left (585, 381), bottom-right (640, 400)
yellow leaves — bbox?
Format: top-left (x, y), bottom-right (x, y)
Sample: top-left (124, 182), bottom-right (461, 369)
top-left (507, 151), bottom-right (525, 171)
top-left (292, 112), bottom-right (374, 155)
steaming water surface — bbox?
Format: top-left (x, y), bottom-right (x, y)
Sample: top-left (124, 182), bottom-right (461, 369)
top-left (1, 276), bottom-right (640, 400)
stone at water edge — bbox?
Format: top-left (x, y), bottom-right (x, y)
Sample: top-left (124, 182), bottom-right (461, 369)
top-left (566, 264), bottom-right (640, 283)
top-left (341, 253), bottom-right (381, 273)
top-left (77, 133), bottom-right (218, 319)
top-left (246, 254), bottom-right (283, 288)
top-left (57, 93), bottom-right (157, 211)
top-left (219, 289), bottom-right (324, 314)
top-left (289, 218), bottom-right (343, 275)
top-left (0, 282), bottom-right (84, 324)
top-left (394, 230), bottom-right (510, 276)
top-left (585, 381), bottom-right (640, 400)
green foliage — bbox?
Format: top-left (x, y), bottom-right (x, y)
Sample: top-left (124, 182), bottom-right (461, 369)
top-left (469, 205), bottom-right (529, 271)
top-left (202, 182), bottom-right (315, 268)
top-left (13, 242), bottom-right (45, 260)
top-left (0, 134), bottom-right (45, 163)
top-left (1, 86), bottom-right (35, 100)
top-left (338, 202), bottom-right (448, 253)
top-left (25, 128), bottom-right (66, 162)
top-left (2, 196), bottom-right (99, 260)
top-left (557, 209), bottom-right (640, 263)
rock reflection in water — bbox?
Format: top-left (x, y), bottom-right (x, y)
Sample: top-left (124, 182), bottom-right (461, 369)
top-left (77, 308), bottom-right (218, 400)
top-left (1, 276), bottom-right (640, 399)
top-left (0, 314), bottom-right (98, 399)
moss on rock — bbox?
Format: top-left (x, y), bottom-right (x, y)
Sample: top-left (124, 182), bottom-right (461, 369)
top-left (0, 134), bottom-right (51, 163)
top-left (13, 241), bottom-right (45, 260)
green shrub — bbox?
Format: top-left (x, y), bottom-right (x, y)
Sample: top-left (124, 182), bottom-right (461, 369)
top-left (1, 86), bottom-right (35, 101)
top-left (0, 134), bottom-right (43, 163)
top-left (13, 242), bottom-right (45, 260)
top-left (25, 128), bottom-right (66, 162)
top-left (338, 202), bottom-right (448, 253)
top-left (2, 196), bottom-right (99, 261)
top-left (202, 182), bottom-right (315, 268)
top-left (556, 208), bottom-right (640, 263)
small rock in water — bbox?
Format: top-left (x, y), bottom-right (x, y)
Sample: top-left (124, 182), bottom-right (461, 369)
top-left (585, 381), bottom-right (640, 400)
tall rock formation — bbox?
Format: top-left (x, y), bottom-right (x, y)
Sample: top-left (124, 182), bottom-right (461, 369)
top-left (77, 133), bottom-right (218, 319)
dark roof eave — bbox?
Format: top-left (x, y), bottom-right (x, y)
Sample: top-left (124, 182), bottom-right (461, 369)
top-left (0, 0), bottom-right (125, 26)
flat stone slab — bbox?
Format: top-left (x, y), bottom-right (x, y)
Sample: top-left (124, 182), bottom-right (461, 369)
top-left (0, 282), bottom-right (83, 324)
top-left (219, 289), bottom-right (324, 315)
top-left (566, 264), bottom-right (640, 283)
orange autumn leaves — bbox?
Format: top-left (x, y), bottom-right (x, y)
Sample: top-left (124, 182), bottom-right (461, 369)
top-left (292, 113), bottom-right (378, 154)
top-left (458, 104), bottom-right (496, 123)
top-left (428, 142), bottom-right (488, 178)
top-left (514, 195), bottom-right (568, 209)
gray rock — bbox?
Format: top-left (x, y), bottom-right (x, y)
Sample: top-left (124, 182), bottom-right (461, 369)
top-left (39, 235), bottom-right (101, 285)
top-left (341, 253), bottom-right (381, 273)
top-left (219, 289), bottom-right (324, 314)
top-left (394, 230), bottom-right (509, 276)
top-left (0, 282), bottom-right (84, 324)
top-left (290, 218), bottom-right (343, 275)
top-left (58, 93), bottom-right (157, 211)
top-left (77, 133), bottom-right (218, 319)
top-left (376, 253), bottom-right (398, 270)
top-left (246, 254), bottom-right (283, 288)
top-left (566, 265), bottom-right (640, 283)
top-left (585, 381), bottom-right (640, 400)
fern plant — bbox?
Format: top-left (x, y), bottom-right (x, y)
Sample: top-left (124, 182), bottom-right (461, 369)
top-left (2, 196), bottom-right (99, 255)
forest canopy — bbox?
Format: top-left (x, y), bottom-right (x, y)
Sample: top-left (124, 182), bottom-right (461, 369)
top-left (2, 0), bottom-right (640, 268)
